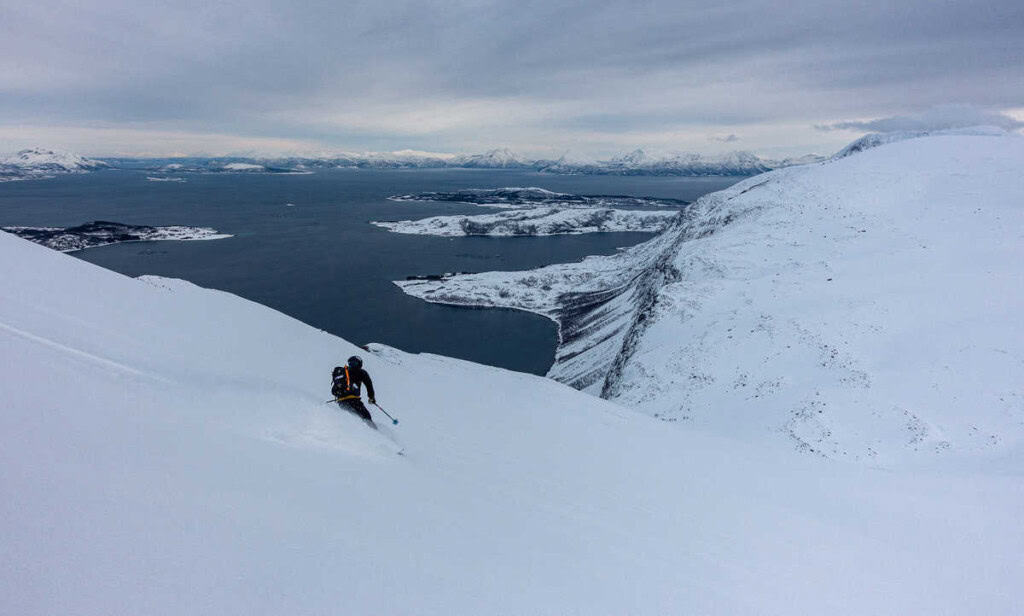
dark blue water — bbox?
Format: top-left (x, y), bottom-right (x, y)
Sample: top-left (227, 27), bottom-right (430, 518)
top-left (0, 169), bottom-right (738, 374)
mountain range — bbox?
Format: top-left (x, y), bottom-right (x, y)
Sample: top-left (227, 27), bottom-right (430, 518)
top-left (1, 146), bottom-right (830, 178)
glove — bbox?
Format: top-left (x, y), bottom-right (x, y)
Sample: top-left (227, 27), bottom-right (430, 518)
top-left (368, 398), bottom-right (376, 405)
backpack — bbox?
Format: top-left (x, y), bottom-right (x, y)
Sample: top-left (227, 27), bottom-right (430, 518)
top-left (332, 366), bottom-right (360, 399)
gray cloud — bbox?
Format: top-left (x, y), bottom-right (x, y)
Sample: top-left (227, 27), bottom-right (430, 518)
top-left (817, 105), bottom-right (1024, 133)
top-left (1, 0), bottom-right (1022, 155)
top-left (710, 134), bottom-right (740, 143)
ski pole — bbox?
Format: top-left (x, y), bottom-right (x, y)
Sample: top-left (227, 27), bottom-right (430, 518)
top-left (373, 402), bottom-right (399, 425)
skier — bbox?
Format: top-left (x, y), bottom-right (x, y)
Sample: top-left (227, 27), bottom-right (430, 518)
top-left (332, 355), bottom-right (377, 428)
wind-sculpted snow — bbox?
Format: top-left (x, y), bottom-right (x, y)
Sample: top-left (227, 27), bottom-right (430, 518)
top-left (398, 133), bottom-right (1024, 465)
top-left (2, 221), bottom-right (231, 252)
top-left (373, 207), bottom-right (680, 236)
top-left (388, 187), bottom-right (689, 208)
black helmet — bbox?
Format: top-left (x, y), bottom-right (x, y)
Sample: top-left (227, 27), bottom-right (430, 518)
top-left (347, 355), bottom-right (363, 369)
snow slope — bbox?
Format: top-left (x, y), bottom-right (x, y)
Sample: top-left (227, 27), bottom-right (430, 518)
top-left (2, 229), bottom-right (1021, 614)
top-left (397, 133), bottom-right (1024, 467)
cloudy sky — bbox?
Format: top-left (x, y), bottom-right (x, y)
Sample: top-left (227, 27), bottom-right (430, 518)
top-left (1, 0), bottom-right (1022, 157)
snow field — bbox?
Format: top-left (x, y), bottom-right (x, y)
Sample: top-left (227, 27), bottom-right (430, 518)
top-left (1, 229), bottom-right (1022, 614)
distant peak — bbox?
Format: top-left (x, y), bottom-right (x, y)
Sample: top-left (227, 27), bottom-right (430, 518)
top-left (1, 147), bottom-right (107, 172)
top-left (612, 149), bottom-right (648, 165)
top-left (450, 147), bottom-right (528, 168)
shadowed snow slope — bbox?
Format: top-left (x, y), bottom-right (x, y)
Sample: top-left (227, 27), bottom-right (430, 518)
top-left (397, 133), bottom-right (1024, 467)
top-left (1, 229), bottom-right (1022, 614)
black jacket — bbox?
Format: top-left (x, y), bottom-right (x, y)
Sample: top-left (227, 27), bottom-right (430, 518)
top-left (332, 366), bottom-right (375, 400)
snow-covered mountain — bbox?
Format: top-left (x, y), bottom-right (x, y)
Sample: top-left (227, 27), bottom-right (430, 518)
top-left (95, 148), bottom-right (825, 177)
top-left (397, 131), bottom-right (1024, 466)
top-left (0, 145), bottom-right (834, 179)
top-left (535, 148), bottom-right (824, 176)
top-left (262, 150), bottom-right (454, 170)
top-left (292, 147), bottom-right (802, 175)
top-left (0, 148), bottom-right (107, 181)
top-left (1, 147), bottom-right (107, 171)
top-left (449, 147), bottom-right (532, 168)
top-left (2, 216), bottom-right (1022, 614)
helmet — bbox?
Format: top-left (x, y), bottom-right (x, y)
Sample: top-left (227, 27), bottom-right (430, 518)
top-left (347, 355), bottom-right (363, 369)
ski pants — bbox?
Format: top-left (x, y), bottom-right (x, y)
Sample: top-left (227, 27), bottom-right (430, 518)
top-left (338, 398), bottom-right (374, 424)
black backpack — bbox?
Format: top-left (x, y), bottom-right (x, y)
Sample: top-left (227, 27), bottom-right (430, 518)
top-left (332, 366), bottom-right (360, 398)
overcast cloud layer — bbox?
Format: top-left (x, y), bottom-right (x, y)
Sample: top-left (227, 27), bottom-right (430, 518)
top-left (1, 0), bottom-right (1022, 157)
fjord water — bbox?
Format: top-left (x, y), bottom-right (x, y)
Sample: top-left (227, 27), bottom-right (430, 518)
top-left (0, 169), bottom-right (737, 374)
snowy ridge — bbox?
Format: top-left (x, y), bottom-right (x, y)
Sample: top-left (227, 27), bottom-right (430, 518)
top-left (1, 227), bottom-right (1022, 613)
top-left (449, 147), bottom-right (532, 168)
top-left (831, 125), bottom-right (1007, 158)
top-left (397, 132), bottom-right (1024, 465)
